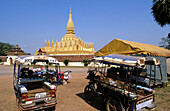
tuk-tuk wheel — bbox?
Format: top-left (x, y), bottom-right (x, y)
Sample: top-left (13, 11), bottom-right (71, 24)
top-left (84, 85), bottom-right (95, 100)
top-left (106, 97), bottom-right (124, 111)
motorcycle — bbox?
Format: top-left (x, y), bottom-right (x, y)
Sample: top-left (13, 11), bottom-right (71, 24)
top-left (60, 70), bottom-right (72, 85)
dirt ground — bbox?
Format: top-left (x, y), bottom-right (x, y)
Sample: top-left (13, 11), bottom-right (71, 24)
top-left (0, 62), bottom-right (170, 111)
top-left (0, 67), bottom-right (101, 111)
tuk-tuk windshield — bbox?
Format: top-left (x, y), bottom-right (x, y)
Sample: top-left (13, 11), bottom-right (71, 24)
top-left (14, 55), bottom-right (60, 81)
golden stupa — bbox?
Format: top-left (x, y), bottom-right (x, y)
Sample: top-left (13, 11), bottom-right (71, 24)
top-left (35, 9), bottom-right (94, 55)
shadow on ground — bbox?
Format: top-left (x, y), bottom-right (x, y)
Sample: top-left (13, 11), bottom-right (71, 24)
top-left (44, 106), bottom-right (56, 111)
top-left (76, 92), bottom-right (106, 111)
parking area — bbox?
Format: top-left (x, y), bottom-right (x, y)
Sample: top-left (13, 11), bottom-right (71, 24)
top-left (0, 67), bottom-right (101, 111)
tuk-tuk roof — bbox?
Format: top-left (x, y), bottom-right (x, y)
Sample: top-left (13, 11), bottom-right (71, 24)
top-left (94, 54), bottom-right (160, 67)
top-left (15, 55), bottom-right (59, 64)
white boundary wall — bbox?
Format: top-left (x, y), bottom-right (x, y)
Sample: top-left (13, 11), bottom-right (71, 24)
top-left (59, 62), bottom-right (85, 66)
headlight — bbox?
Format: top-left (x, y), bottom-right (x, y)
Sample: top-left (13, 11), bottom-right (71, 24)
top-left (25, 101), bottom-right (33, 104)
top-left (64, 72), bottom-right (68, 75)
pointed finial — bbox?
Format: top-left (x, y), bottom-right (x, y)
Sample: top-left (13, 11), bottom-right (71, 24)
top-left (51, 40), bottom-right (54, 47)
top-left (66, 8), bottom-right (75, 34)
top-left (48, 40), bottom-right (50, 46)
top-left (45, 40), bottom-right (47, 46)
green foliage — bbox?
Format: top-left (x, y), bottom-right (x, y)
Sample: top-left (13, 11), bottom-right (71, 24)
top-left (63, 59), bottom-right (69, 66)
top-left (0, 58), bottom-right (2, 62)
top-left (151, 0), bottom-right (170, 27)
top-left (159, 33), bottom-right (170, 49)
top-left (0, 42), bottom-right (14, 56)
top-left (82, 59), bottom-right (90, 67)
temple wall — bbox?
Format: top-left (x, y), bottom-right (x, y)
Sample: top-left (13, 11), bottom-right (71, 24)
top-left (59, 62), bottom-right (84, 66)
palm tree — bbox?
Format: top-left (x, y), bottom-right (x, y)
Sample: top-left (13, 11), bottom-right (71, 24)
top-left (151, 0), bottom-right (170, 27)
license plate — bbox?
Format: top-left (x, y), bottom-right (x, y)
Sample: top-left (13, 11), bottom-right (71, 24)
top-left (35, 92), bottom-right (46, 98)
top-left (136, 99), bottom-right (153, 110)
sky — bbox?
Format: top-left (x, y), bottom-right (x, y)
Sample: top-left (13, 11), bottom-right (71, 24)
top-left (0, 0), bottom-right (169, 54)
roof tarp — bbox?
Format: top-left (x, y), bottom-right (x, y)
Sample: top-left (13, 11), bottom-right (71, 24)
top-left (94, 39), bottom-right (170, 57)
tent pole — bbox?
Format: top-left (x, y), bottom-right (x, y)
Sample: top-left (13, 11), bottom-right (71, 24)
top-left (154, 65), bottom-right (156, 86)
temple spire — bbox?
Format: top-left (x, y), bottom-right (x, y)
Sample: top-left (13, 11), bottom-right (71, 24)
top-left (66, 9), bottom-right (75, 34)
top-left (51, 40), bottom-right (54, 47)
top-left (45, 40), bottom-right (47, 47)
top-left (48, 40), bottom-right (50, 47)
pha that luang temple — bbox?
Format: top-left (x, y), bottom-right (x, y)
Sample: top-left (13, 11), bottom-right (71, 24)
top-left (35, 9), bottom-right (94, 55)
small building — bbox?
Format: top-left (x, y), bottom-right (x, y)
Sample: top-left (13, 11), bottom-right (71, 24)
top-left (36, 48), bottom-right (47, 55)
top-left (95, 39), bottom-right (170, 84)
top-left (4, 45), bottom-right (30, 65)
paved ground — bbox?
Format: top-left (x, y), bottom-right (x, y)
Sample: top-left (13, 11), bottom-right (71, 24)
top-left (0, 59), bottom-right (169, 111)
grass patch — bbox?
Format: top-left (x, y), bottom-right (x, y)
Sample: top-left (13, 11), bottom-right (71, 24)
top-left (154, 80), bottom-right (170, 110)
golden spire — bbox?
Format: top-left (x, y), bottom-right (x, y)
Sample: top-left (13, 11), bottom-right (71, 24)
top-left (48, 40), bottom-right (50, 47)
top-left (66, 8), bottom-right (75, 34)
top-left (45, 40), bottom-right (47, 47)
top-left (51, 40), bottom-right (54, 47)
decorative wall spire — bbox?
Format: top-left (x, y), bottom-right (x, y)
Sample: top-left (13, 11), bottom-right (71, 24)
top-left (48, 40), bottom-right (50, 47)
top-left (51, 40), bottom-right (54, 47)
top-left (45, 40), bottom-right (47, 47)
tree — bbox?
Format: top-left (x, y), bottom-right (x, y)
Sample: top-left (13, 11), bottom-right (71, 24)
top-left (159, 33), bottom-right (170, 49)
top-left (0, 42), bottom-right (14, 56)
top-left (63, 59), bottom-right (69, 66)
top-left (82, 59), bottom-right (90, 67)
top-left (151, 0), bottom-right (170, 27)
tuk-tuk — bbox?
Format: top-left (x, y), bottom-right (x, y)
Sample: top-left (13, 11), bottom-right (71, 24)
top-left (84, 54), bottom-right (162, 111)
top-left (13, 55), bottom-right (68, 110)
